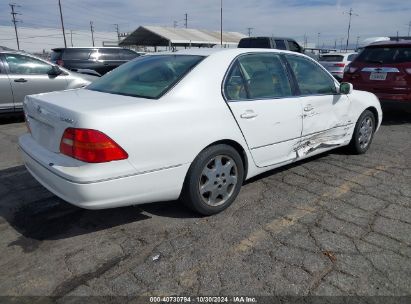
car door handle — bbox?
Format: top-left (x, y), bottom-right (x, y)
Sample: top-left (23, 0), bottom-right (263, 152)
top-left (240, 110), bottom-right (258, 119)
top-left (304, 104), bottom-right (314, 112)
top-left (14, 78), bottom-right (27, 83)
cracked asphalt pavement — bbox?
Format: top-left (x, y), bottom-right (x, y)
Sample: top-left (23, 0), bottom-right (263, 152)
top-left (0, 112), bottom-right (410, 297)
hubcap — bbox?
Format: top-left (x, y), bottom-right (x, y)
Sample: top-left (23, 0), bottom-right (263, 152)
top-left (358, 116), bottom-right (374, 149)
top-left (198, 155), bottom-right (238, 207)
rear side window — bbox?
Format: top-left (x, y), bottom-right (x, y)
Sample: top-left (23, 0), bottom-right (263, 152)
top-left (120, 49), bottom-right (139, 60)
top-left (319, 55), bottom-right (344, 62)
top-left (87, 55), bottom-right (204, 99)
top-left (99, 49), bottom-right (120, 60)
top-left (50, 50), bottom-right (62, 61)
top-left (62, 49), bottom-right (92, 60)
top-left (347, 54), bottom-right (357, 61)
top-left (356, 47), bottom-right (411, 64)
top-left (224, 53), bottom-right (292, 100)
top-left (274, 40), bottom-right (287, 50)
top-left (286, 55), bottom-right (336, 95)
top-left (238, 38), bottom-right (271, 48)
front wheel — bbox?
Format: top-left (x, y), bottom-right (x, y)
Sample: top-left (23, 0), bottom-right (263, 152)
top-left (181, 144), bottom-right (244, 215)
top-left (348, 109), bottom-right (376, 154)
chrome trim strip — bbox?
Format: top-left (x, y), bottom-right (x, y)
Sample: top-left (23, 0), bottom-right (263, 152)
top-left (361, 67), bottom-right (400, 73)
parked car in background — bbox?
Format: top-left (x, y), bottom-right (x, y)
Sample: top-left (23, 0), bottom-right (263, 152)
top-left (238, 37), bottom-right (304, 53)
top-left (0, 51), bottom-right (96, 114)
top-left (50, 47), bottom-right (141, 76)
top-left (343, 40), bottom-right (411, 110)
top-left (19, 49), bottom-right (381, 215)
top-left (319, 52), bottom-right (357, 81)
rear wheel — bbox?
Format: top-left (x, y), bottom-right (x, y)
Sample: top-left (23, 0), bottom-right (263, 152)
top-left (348, 109), bottom-right (376, 154)
top-left (181, 144), bottom-right (244, 215)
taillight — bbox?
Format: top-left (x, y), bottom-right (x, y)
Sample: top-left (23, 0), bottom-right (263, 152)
top-left (344, 65), bottom-right (358, 74)
top-left (60, 128), bottom-right (128, 163)
top-left (405, 68), bottom-right (411, 75)
top-left (334, 63), bottom-right (345, 67)
top-left (56, 59), bottom-right (64, 66)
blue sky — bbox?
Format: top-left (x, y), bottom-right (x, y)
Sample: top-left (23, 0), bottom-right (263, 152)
top-left (0, 0), bottom-right (410, 51)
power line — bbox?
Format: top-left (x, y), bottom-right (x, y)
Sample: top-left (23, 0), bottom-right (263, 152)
top-left (58, 0), bottom-right (67, 47)
top-left (9, 3), bottom-right (21, 50)
top-left (344, 8), bottom-right (358, 51)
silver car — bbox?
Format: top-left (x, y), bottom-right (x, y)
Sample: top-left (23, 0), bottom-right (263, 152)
top-left (0, 51), bottom-right (96, 114)
top-left (319, 52), bottom-right (357, 81)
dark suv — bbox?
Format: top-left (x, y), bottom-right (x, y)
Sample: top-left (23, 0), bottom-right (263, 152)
top-left (343, 40), bottom-right (411, 111)
top-left (50, 47), bottom-right (140, 76)
top-left (238, 37), bottom-right (304, 53)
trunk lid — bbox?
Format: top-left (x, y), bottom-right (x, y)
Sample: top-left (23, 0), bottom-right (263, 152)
top-left (24, 88), bottom-right (152, 153)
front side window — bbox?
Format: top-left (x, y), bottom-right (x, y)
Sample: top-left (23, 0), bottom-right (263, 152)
top-left (288, 41), bottom-right (301, 52)
top-left (5, 54), bottom-right (52, 75)
top-left (224, 53), bottom-right (292, 100)
top-left (87, 55), bottom-right (204, 99)
top-left (285, 55), bottom-right (336, 95)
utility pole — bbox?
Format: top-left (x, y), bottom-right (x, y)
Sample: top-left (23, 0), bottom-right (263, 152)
top-left (114, 24), bottom-right (120, 43)
top-left (334, 39), bottom-right (337, 49)
top-left (340, 37), bottom-right (344, 50)
top-left (173, 21), bottom-right (178, 28)
top-left (58, 0), bottom-right (67, 47)
top-left (317, 32), bottom-right (320, 49)
top-left (247, 27), bottom-right (253, 37)
top-left (70, 29), bottom-right (73, 47)
top-left (408, 21), bottom-right (411, 36)
top-left (303, 34), bottom-right (307, 48)
top-left (344, 8), bottom-right (358, 51)
top-left (90, 21), bottom-right (95, 46)
top-left (9, 3), bottom-right (21, 50)
top-left (184, 13), bottom-right (188, 28)
top-left (220, 0), bottom-right (223, 46)
top-left (356, 35), bottom-right (360, 49)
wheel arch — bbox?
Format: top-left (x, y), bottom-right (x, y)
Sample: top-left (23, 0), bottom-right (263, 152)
top-left (365, 106), bottom-right (379, 126)
top-left (203, 139), bottom-right (249, 181)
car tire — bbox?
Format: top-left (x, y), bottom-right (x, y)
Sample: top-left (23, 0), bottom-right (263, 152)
top-left (348, 109), bottom-right (376, 154)
top-left (181, 144), bottom-right (244, 216)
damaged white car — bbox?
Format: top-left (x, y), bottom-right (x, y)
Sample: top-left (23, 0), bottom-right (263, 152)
top-left (19, 49), bottom-right (382, 215)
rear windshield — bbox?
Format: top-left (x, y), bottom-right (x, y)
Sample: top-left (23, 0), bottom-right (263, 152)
top-left (87, 55), bottom-right (204, 99)
top-left (62, 49), bottom-right (93, 60)
top-left (319, 55), bottom-right (344, 62)
top-left (238, 38), bottom-right (271, 48)
top-left (356, 46), bottom-right (411, 64)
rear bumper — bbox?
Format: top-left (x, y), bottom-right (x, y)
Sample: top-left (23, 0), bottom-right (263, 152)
top-left (379, 99), bottom-right (411, 112)
top-left (19, 135), bottom-right (189, 209)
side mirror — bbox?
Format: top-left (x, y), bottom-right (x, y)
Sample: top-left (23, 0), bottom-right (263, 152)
top-left (48, 65), bottom-right (62, 76)
top-left (339, 82), bottom-right (353, 95)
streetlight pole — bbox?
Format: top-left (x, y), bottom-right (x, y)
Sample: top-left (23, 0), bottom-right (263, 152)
top-left (344, 8), bottom-right (358, 51)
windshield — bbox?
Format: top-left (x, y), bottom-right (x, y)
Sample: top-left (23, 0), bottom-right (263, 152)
top-left (87, 55), bottom-right (204, 99)
top-left (356, 46), bottom-right (411, 64)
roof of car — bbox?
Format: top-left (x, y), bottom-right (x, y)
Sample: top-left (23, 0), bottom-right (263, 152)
top-left (51, 47), bottom-right (124, 51)
top-left (320, 52), bottom-right (357, 56)
top-left (149, 47), bottom-right (308, 58)
top-left (368, 40), bottom-right (411, 47)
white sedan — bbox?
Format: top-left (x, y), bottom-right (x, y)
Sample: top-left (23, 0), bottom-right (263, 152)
top-left (19, 48), bottom-right (382, 215)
